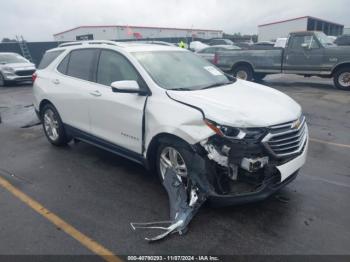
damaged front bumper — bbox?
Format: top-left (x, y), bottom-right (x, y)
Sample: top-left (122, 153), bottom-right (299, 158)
top-left (197, 122), bottom-right (309, 207)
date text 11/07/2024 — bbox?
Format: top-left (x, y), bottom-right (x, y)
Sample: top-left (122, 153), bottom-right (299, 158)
top-left (126, 255), bottom-right (220, 261)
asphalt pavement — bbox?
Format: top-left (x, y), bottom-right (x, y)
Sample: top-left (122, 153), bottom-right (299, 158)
top-left (0, 75), bottom-right (349, 260)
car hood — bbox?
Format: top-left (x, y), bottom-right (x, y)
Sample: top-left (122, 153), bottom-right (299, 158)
top-left (167, 79), bottom-right (302, 127)
top-left (2, 62), bottom-right (36, 70)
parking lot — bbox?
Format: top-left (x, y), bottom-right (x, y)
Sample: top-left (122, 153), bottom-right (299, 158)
top-left (0, 75), bottom-right (350, 260)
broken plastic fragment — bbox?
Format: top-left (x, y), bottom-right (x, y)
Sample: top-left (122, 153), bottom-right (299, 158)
top-left (200, 141), bottom-right (228, 167)
top-left (130, 168), bottom-right (207, 242)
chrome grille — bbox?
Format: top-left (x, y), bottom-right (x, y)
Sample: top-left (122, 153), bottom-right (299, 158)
top-left (262, 115), bottom-right (308, 158)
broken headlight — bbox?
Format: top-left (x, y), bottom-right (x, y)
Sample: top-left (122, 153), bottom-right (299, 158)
top-left (205, 119), bottom-right (266, 141)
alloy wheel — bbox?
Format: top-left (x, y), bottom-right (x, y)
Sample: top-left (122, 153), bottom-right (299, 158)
top-left (43, 109), bottom-right (60, 141)
top-left (236, 70), bottom-right (248, 80)
top-left (159, 146), bottom-right (188, 181)
top-left (339, 72), bottom-right (350, 88)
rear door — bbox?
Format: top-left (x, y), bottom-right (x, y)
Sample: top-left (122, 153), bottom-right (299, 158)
top-left (88, 49), bottom-right (147, 154)
top-left (52, 48), bottom-right (99, 132)
top-left (283, 34), bottom-right (324, 73)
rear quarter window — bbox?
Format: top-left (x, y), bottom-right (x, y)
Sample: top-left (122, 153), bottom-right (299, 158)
top-left (66, 49), bottom-right (99, 81)
top-left (57, 54), bottom-right (70, 74)
top-left (38, 50), bottom-right (64, 69)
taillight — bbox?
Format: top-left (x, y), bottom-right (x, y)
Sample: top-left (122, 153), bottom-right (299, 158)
top-left (32, 72), bottom-right (37, 82)
top-left (213, 53), bottom-right (219, 64)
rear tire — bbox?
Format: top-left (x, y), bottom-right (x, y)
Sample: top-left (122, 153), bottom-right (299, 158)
top-left (333, 67), bottom-right (350, 91)
top-left (232, 65), bottom-right (253, 81)
top-left (41, 103), bottom-right (71, 146)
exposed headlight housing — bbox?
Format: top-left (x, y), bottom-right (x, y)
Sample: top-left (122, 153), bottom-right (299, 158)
top-left (204, 119), bottom-right (266, 141)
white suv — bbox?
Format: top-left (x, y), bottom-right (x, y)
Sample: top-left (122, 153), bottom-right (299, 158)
top-left (33, 40), bottom-right (308, 206)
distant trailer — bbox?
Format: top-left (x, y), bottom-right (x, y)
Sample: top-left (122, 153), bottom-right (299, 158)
top-left (258, 16), bottom-right (344, 42)
top-left (53, 25), bottom-right (223, 42)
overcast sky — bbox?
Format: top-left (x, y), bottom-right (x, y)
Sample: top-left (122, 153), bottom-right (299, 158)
top-left (0, 0), bottom-right (348, 41)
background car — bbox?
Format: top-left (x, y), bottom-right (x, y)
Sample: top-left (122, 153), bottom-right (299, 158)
top-left (196, 45), bottom-right (241, 62)
top-left (251, 41), bottom-right (275, 49)
top-left (189, 41), bottom-right (209, 52)
top-left (130, 40), bottom-right (177, 46)
top-left (207, 38), bottom-right (234, 46)
top-left (0, 52), bottom-right (36, 86)
top-left (335, 35), bottom-right (350, 46)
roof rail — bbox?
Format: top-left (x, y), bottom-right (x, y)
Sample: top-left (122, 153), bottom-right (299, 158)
top-left (58, 40), bottom-right (122, 48)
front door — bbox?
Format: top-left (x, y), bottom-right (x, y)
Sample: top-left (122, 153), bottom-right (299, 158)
top-left (88, 49), bottom-right (147, 154)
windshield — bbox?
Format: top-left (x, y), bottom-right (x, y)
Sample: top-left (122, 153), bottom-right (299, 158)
top-left (0, 53), bottom-right (28, 64)
top-left (133, 51), bottom-right (233, 90)
top-left (314, 32), bottom-right (335, 47)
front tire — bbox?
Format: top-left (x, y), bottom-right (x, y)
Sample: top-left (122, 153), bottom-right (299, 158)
top-left (232, 65), bottom-right (253, 81)
top-left (41, 103), bottom-right (71, 146)
top-left (155, 138), bottom-right (197, 191)
top-left (333, 67), bottom-right (350, 91)
top-left (0, 73), bottom-right (9, 87)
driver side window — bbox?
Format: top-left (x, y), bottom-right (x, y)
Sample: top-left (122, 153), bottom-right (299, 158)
top-left (96, 50), bottom-right (139, 86)
top-left (289, 35), bottom-right (319, 49)
top-left (304, 36), bottom-right (319, 49)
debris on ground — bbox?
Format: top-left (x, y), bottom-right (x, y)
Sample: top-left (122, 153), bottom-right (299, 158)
top-left (131, 168), bottom-right (207, 242)
top-left (274, 194), bottom-right (290, 203)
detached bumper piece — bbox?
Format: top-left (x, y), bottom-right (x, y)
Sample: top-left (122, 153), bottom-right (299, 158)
top-left (131, 168), bottom-right (207, 242)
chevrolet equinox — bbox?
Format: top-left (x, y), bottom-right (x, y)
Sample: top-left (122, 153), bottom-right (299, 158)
top-left (33, 40), bottom-right (308, 206)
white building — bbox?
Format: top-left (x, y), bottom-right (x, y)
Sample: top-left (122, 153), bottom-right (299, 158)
top-left (258, 16), bottom-right (344, 42)
top-left (53, 25), bottom-right (223, 42)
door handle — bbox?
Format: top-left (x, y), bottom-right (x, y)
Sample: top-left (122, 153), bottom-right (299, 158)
top-left (89, 90), bottom-right (102, 97)
top-left (52, 79), bottom-right (60, 85)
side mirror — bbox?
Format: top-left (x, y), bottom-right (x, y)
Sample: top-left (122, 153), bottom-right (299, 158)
top-left (111, 80), bottom-right (147, 95)
top-left (301, 43), bottom-right (309, 49)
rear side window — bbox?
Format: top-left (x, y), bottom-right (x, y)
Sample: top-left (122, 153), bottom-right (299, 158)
top-left (57, 54), bottom-right (70, 74)
top-left (38, 50), bottom-right (64, 69)
top-left (66, 49), bottom-right (98, 81)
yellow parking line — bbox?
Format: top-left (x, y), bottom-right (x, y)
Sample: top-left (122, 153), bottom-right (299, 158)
top-left (0, 175), bottom-right (122, 262)
top-left (310, 138), bottom-right (350, 149)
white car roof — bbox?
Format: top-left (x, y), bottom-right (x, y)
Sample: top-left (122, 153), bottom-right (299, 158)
top-left (48, 41), bottom-right (185, 54)
top-left (0, 52), bottom-right (21, 55)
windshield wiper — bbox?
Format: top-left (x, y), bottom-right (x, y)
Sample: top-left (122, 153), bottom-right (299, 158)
top-left (200, 81), bottom-right (234, 90)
